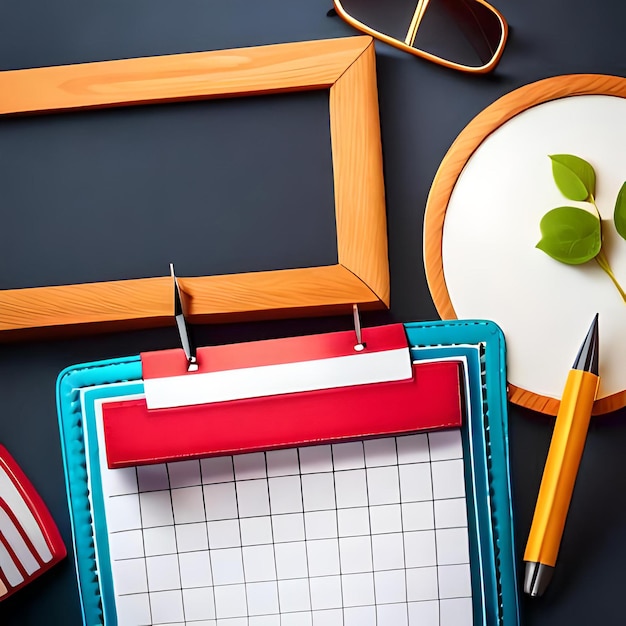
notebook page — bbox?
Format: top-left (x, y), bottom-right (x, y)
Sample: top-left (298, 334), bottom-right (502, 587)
top-left (89, 395), bottom-right (473, 626)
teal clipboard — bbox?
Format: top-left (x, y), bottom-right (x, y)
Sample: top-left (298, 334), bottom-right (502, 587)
top-left (406, 320), bottom-right (519, 626)
top-left (56, 319), bottom-right (519, 626)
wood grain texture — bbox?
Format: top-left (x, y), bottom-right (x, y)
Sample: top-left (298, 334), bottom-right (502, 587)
top-left (0, 37), bottom-right (372, 114)
top-left (0, 266), bottom-right (379, 341)
top-left (330, 40), bottom-right (390, 306)
top-left (423, 74), bottom-right (626, 416)
top-left (0, 36), bottom-right (390, 340)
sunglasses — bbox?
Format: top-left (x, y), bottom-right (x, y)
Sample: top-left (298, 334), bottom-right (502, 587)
top-left (330, 0), bottom-right (508, 73)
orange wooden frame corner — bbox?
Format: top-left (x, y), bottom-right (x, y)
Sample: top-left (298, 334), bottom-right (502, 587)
top-left (0, 36), bottom-right (389, 341)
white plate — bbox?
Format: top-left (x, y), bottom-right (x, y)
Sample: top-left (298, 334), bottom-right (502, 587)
top-left (424, 75), bottom-right (626, 415)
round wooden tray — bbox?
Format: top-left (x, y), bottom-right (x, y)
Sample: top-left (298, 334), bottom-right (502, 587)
top-left (424, 74), bottom-right (626, 416)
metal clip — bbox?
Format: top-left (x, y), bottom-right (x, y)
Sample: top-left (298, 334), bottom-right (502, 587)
top-left (353, 304), bottom-right (366, 352)
top-left (171, 263), bottom-right (198, 372)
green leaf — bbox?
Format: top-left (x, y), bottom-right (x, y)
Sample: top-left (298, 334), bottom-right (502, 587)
top-left (614, 181), bottom-right (626, 241)
top-left (549, 154), bottom-right (596, 201)
top-left (536, 206), bottom-right (601, 264)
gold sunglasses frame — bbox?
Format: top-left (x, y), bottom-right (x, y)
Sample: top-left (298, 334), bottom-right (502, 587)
top-left (333, 0), bottom-right (508, 73)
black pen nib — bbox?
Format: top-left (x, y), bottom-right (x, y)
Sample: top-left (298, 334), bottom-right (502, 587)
top-left (524, 561), bottom-right (554, 597)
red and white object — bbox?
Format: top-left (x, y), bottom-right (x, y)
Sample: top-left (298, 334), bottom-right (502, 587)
top-left (142, 322), bottom-right (414, 409)
top-left (0, 445), bottom-right (66, 600)
top-left (103, 324), bottom-right (464, 468)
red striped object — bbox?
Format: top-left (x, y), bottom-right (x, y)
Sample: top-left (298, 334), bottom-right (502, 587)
top-left (0, 445), bottom-right (66, 600)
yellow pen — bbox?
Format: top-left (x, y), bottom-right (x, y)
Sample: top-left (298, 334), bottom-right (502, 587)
top-left (524, 313), bottom-right (600, 597)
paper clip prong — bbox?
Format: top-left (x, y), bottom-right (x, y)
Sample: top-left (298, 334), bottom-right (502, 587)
top-left (353, 304), bottom-right (366, 352)
top-left (170, 263), bottom-right (199, 372)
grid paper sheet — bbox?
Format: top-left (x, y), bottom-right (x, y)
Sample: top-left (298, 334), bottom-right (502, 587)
top-left (91, 400), bottom-right (472, 626)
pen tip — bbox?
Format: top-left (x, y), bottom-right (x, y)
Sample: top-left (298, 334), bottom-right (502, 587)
top-left (572, 314), bottom-right (599, 375)
top-left (524, 561), bottom-right (554, 597)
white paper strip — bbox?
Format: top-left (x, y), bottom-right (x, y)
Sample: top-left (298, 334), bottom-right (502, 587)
top-left (144, 347), bottom-right (412, 410)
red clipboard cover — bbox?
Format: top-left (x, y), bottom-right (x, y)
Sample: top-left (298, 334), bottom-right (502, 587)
top-left (102, 359), bottom-right (464, 468)
top-left (0, 445), bottom-right (66, 600)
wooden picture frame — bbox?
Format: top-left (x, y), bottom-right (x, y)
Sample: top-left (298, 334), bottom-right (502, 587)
top-left (0, 36), bottom-right (388, 341)
top-left (423, 74), bottom-right (626, 416)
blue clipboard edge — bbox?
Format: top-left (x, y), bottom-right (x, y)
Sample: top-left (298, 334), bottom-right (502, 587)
top-left (56, 319), bottom-right (519, 626)
top-left (405, 320), bottom-right (519, 626)
top-left (56, 356), bottom-right (142, 626)
top-left (81, 382), bottom-right (145, 626)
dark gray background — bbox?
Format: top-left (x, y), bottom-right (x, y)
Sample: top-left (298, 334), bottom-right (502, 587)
top-left (1, 1), bottom-right (626, 624)
top-left (0, 92), bottom-right (338, 289)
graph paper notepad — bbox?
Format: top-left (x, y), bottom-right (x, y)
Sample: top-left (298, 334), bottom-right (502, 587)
top-left (56, 321), bottom-right (520, 626)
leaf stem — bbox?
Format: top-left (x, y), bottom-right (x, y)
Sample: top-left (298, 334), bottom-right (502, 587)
top-left (595, 248), bottom-right (626, 303)
top-left (589, 196), bottom-right (626, 302)
top-left (589, 194), bottom-right (600, 218)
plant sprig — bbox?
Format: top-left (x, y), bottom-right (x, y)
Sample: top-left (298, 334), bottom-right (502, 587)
top-left (536, 154), bottom-right (626, 302)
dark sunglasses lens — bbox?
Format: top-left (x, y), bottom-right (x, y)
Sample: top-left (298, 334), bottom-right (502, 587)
top-left (338, 0), bottom-right (503, 68)
top-left (338, 0), bottom-right (419, 40)
top-left (413, 0), bottom-right (503, 67)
